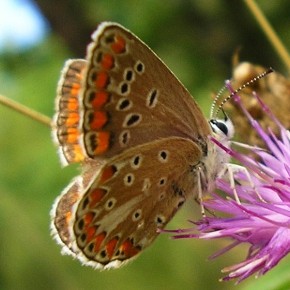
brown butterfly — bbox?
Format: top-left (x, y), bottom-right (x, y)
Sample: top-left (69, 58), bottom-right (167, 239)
top-left (51, 22), bottom-right (233, 269)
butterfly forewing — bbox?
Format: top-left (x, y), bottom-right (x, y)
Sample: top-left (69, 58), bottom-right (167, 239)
top-left (80, 22), bottom-right (211, 159)
top-left (53, 59), bottom-right (88, 165)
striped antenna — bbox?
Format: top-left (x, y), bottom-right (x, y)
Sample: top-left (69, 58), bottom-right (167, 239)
top-left (212, 67), bottom-right (274, 119)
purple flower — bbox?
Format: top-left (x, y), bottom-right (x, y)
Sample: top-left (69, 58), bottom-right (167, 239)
top-left (172, 90), bottom-right (290, 283)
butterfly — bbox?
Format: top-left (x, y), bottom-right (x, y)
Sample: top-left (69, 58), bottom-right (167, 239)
top-left (50, 22), bottom-right (233, 269)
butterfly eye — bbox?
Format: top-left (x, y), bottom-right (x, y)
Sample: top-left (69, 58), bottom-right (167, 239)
top-left (209, 117), bottom-right (234, 139)
top-left (210, 120), bottom-right (228, 135)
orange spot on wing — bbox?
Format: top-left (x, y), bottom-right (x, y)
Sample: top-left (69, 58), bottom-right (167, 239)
top-left (67, 98), bottom-right (79, 111)
top-left (86, 226), bottom-right (96, 243)
top-left (120, 239), bottom-right (140, 258)
top-left (91, 91), bottom-right (109, 109)
top-left (89, 188), bottom-right (107, 208)
top-left (70, 144), bottom-right (85, 162)
top-left (111, 35), bottom-right (126, 54)
top-left (62, 144), bottom-right (85, 163)
top-left (94, 232), bottom-right (106, 252)
top-left (84, 212), bottom-right (95, 226)
top-left (66, 127), bottom-right (80, 143)
top-left (101, 53), bottom-right (114, 70)
top-left (106, 238), bottom-right (118, 259)
top-left (96, 71), bottom-right (109, 89)
top-left (65, 211), bottom-right (72, 224)
top-left (63, 194), bottom-right (80, 224)
top-left (94, 132), bottom-right (110, 154)
top-left (70, 83), bottom-right (81, 96)
top-left (90, 111), bottom-right (108, 130)
top-left (65, 112), bottom-right (80, 126)
top-left (100, 165), bottom-right (117, 183)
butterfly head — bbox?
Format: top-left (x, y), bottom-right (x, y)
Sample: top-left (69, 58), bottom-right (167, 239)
top-left (208, 67), bottom-right (273, 144)
top-left (209, 114), bottom-right (234, 142)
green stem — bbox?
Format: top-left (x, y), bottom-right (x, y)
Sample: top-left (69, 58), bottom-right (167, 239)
top-left (0, 94), bottom-right (51, 127)
top-left (244, 0), bottom-right (290, 72)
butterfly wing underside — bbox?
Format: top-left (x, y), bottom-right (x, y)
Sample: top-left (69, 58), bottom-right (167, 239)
top-left (51, 22), bottom-right (213, 269)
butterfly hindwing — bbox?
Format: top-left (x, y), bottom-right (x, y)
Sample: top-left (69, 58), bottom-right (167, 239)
top-left (51, 159), bottom-right (105, 254)
top-left (53, 137), bottom-right (203, 268)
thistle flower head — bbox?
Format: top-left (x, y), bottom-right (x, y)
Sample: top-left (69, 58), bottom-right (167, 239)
top-left (172, 88), bottom-right (290, 283)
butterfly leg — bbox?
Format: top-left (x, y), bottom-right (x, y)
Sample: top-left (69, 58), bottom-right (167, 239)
top-left (190, 161), bottom-right (216, 217)
top-left (196, 165), bottom-right (215, 217)
top-left (196, 167), bottom-right (206, 217)
top-left (224, 163), bottom-right (265, 203)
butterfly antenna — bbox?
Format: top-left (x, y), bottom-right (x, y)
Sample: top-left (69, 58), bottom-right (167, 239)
top-left (210, 84), bottom-right (227, 119)
top-left (214, 67), bottom-right (274, 118)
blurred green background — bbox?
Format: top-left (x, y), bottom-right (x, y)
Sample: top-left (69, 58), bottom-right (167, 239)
top-left (1, 1), bottom-right (290, 289)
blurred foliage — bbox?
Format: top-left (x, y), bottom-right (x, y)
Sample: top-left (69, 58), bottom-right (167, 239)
top-left (0, 1), bottom-right (290, 290)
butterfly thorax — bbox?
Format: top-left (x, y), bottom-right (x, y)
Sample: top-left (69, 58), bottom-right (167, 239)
top-left (199, 118), bottom-right (234, 194)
